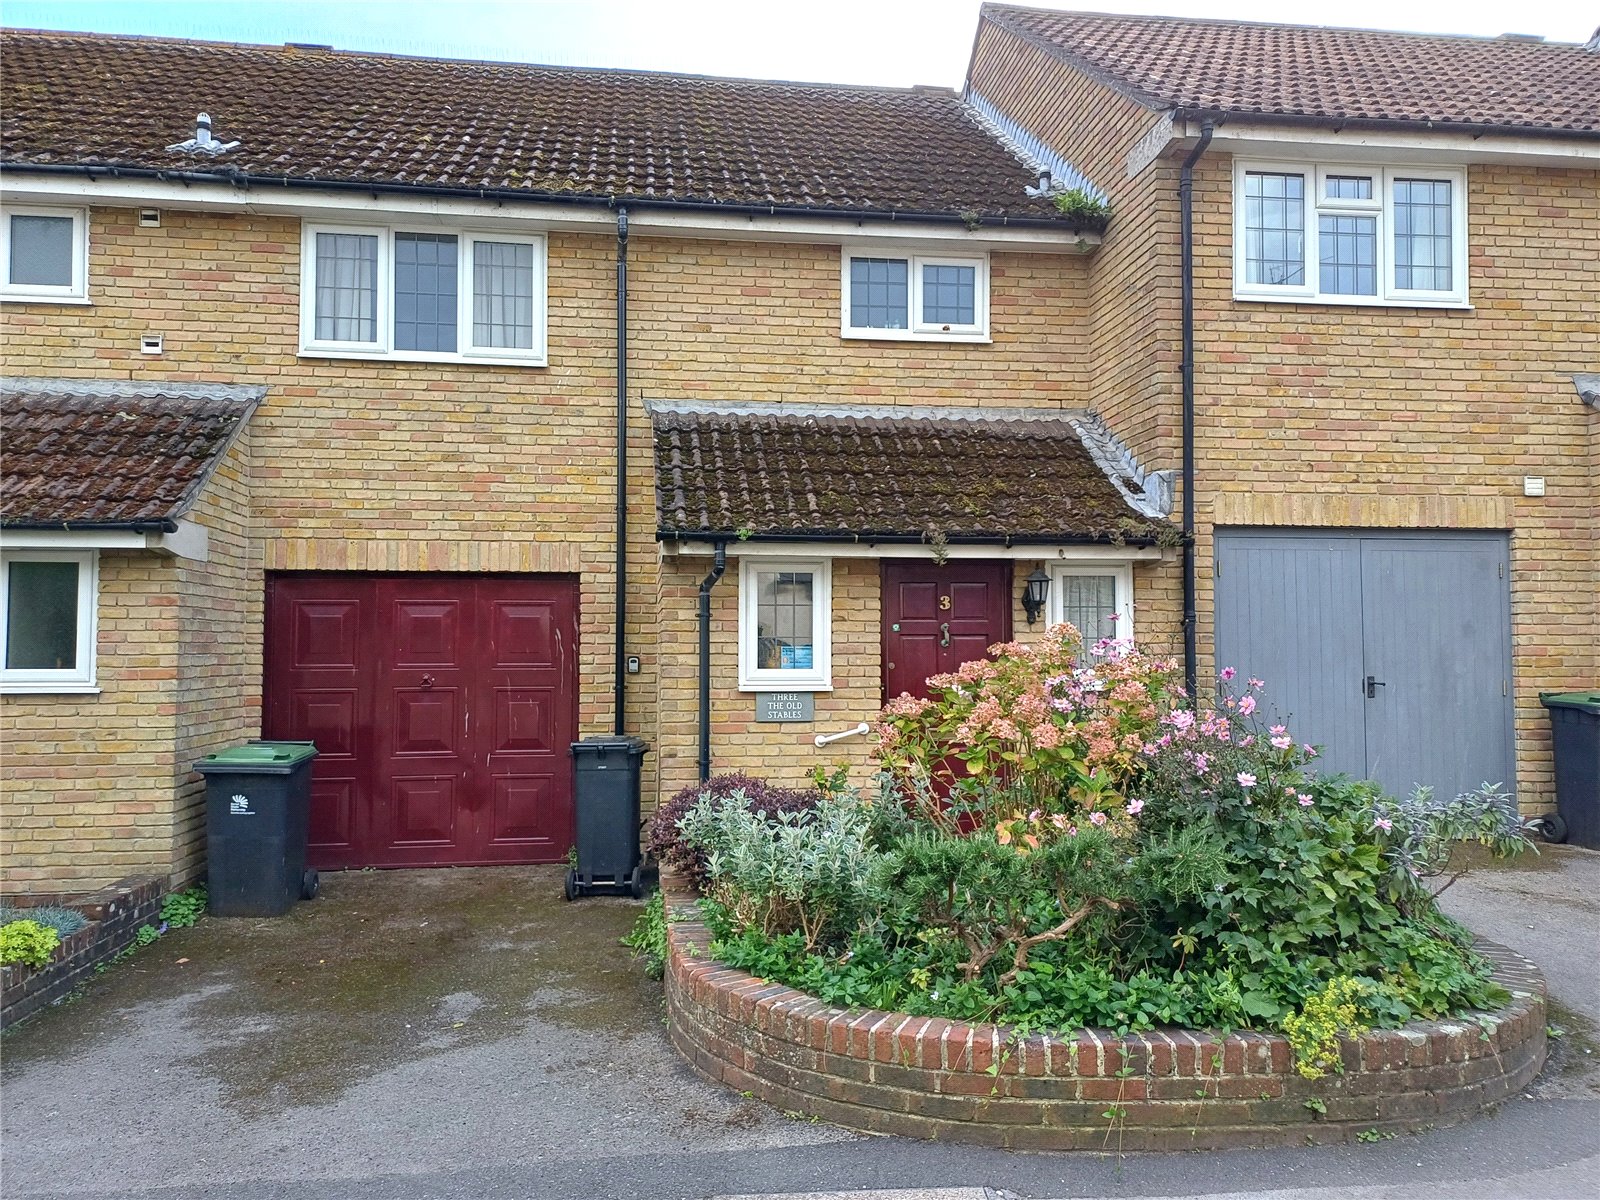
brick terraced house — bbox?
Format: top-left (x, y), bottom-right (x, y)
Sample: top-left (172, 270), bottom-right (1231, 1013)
top-left (0, 8), bottom-right (1595, 889)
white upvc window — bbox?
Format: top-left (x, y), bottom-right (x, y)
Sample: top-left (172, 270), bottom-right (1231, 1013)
top-left (300, 222), bottom-right (548, 365)
top-left (1233, 161), bottom-right (1468, 307)
top-left (0, 206), bottom-right (88, 303)
top-left (841, 248), bottom-right (990, 341)
top-left (0, 550), bottom-right (98, 693)
top-left (1047, 563), bottom-right (1133, 663)
top-left (737, 557), bottom-right (832, 691)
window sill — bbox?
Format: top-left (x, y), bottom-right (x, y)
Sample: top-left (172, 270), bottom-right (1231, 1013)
top-left (298, 347), bottom-right (548, 369)
top-left (0, 293), bottom-right (91, 306)
top-left (1231, 292), bottom-right (1472, 312)
top-left (738, 680), bottom-right (834, 694)
top-left (0, 682), bottom-right (100, 695)
top-left (842, 329), bottom-right (992, 345)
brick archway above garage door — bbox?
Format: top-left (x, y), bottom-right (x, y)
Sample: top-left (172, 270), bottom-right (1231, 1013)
top-left (264, 574), bottom-right (578, 870)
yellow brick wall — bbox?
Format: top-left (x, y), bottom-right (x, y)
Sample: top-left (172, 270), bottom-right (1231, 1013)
top-left (1188, 156), bottom-right (1600, 809)
top-left (1, 204), bottom-right (1095, 882)
top-left (969, 18), bottom-right (1599, 811)
top-left (1, 553), bottom-right (181, 888)
top-left (966, 20), bottom-right (1186, 668)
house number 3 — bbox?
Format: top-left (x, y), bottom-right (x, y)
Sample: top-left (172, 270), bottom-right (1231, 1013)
top-left (938, 595), bottom-right (952, 610)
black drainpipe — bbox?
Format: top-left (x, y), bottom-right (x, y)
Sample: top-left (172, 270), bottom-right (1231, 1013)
top-left (1178, 117), bottom-right (1215, 702)
top-left (697, 543), bottom-right (728, 782)
top-left (614, 206), bottom-right (629, 735)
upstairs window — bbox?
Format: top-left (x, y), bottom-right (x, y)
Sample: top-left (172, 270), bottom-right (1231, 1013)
top-left (301, 223), bottom-right (546, 364)
top-left (0, 206), bottom-right (88, 303)
top-left (1234, 163), bottom-right (1467, 307)
top-left (842, 249), bottom-right (989, 341)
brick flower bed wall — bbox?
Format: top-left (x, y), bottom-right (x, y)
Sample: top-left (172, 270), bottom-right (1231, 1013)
top-left (662, 876), bottom-right (1547, 1150)
top-left (1, 876), bottom-right (164, 1029)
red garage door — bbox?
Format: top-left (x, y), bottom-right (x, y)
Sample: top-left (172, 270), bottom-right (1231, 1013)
top-left (264, 574), bottom-right (578, 870)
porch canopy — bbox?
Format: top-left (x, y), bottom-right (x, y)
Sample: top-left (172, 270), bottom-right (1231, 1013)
top-left (649, 400), bottom-right (1172, 550)
top-left (0, 377), bottom-right (263, 556)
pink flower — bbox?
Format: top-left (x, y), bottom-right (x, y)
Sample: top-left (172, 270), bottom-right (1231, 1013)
top-left (1248, 677), bottom-right (1265, 690)
top-left (1168, 710), bottom-right (1195, 732)
top-left (1373, 817), bottom-right (1393, 832)
top-left (1303, 745), bottom-right (1319, 757)
top-left (1298, 793), bottom-right (1314, 806)
top-left (1220, 667), bottom-right (1237, 681)
top-left (1236, 772), bottom-right (1257, 788)
top-left (1271, 734), bottom-right (1293, 750)
top-left (1192, 753), bottom-right (1210, 774)
top-left (1090, 811), bottom-right (1108, 827)
top-left (1127, 798), bottom-right (1145, 816)
top-left (1238, 695), bottom-right (1257, 716)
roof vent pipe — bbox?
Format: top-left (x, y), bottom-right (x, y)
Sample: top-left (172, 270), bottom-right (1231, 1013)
top-left (167, 112), bottom-right (240, 155)
top-left (1037, 168), bottom-right (1052, 193)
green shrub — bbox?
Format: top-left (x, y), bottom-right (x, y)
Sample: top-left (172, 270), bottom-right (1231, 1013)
top-left (160, 884), bottom-right (207, 928)
top-left (622, 890), bottom-right (668, 979)
top-left (678, 788), bottom-right (886, 952)
top-left (680, 643), bottom-right (1532, 1042)
top-left (0, 920), bottom-right (60, 969)
top-left (0, 904), bottom-right (88, 937)
top-left (644, 773), bottom-right (819, 891)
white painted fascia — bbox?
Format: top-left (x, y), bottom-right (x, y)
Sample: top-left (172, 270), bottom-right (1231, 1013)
top-left (663, 540), bottom-right (1166, 563)
top-left (0, 173), bottom-right (1099, 253)
top-left (0, 518), bottom-right (209, 560)
top-left (1172, 118), bottom-right (1600, 169)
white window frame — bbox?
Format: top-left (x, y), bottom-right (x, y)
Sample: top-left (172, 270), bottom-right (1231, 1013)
top-left (840, 248), bottom-right (990, 342)
top-left (0, 206), bottom-right (89, 304)
top-left (299, 222), bottom-right (548, 366)
top-left (0, 549), bottom-right (99, 693)
top-left (1232, 161), bottom-right (1468, 308)
top-left (737, 557), bottom-right (833, 691)
top-left (1046, 563), bottom-right (1134, 649)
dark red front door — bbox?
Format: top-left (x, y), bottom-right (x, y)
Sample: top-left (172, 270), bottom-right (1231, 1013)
top-left (882, 561), bottom-right (1012, 700)
top-left (264, 574), bottom-right (578, 869)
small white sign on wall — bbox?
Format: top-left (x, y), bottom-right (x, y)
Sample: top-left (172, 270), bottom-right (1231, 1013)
top-left (755, 692), bottom-right (814, 722)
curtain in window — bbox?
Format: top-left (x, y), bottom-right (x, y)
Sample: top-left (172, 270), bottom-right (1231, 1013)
top-left (314, 232), bottom-right (379, 342)
top-left (1058, 574), bottom-right (1117, 661)
top-left (473, 241), bottom-right (535, 349)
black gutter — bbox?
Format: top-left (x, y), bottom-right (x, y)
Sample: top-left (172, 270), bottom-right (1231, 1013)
top-left (0, 161), bottom-right (1094, 233)
top-left (614, 207), bottom-right (629, 736)
top-left (1178, 118), bottom-right (1215, 702)
top-left (1, 518), bottom-right (178, 533)
top-left (697, 542), bottom-right (728, 783)
top-left (659, 530), bottom-right (1162, 549)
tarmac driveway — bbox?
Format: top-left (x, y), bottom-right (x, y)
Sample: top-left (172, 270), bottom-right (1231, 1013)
top-left (2, 853), bottom-right (1597, 1200)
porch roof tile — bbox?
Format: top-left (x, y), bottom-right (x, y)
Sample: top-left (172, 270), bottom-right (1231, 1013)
top-left (649, 400), bottom-right (1171, 546)
top-left (0, 378), bottom-right (263, 529)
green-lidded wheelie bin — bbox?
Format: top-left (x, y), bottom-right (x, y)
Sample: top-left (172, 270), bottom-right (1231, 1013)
top-left (566, 736), bottom-right (649, 900)
top-left (195, 740), bottom-right (320, 916)
top-left (1538, 692), bottom-right (1600, 849)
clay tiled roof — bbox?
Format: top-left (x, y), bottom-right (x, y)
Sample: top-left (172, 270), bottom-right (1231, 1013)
top-left (650, 401), bottom-right (1169, 545)
top-left (0, 29), bottom-right (1066, 222)
top-left (983, 5), bottom-right (1600, 136)
top-left (0, 379), bottom-right (263, 528)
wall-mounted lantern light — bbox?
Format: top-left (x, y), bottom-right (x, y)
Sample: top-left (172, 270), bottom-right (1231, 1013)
top-left (1022, 567), bottom-right (1051, 627)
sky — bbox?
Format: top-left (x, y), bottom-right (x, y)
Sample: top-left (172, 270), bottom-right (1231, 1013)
top-left (1, 0), bottom-right (1595, 87)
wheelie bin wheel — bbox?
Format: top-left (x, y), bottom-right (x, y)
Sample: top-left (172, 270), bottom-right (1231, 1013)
top-left (301, 869), bottom-right (320, 900)
top-left (563, 868), bottom-right (579, 901)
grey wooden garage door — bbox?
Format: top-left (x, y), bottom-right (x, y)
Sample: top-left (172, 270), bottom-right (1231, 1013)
top-left (1214, 530), bottom-right (1514, 802)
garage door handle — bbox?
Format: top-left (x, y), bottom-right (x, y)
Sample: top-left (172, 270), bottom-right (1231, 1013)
top-left (1365, 675), bottom-right (1386, 699)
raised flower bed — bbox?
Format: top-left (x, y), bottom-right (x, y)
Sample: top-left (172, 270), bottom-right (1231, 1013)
top-left (643, 626), bottom-right (1548, 1147)
top-left (663, 874), bottom-right (1546, 1150)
